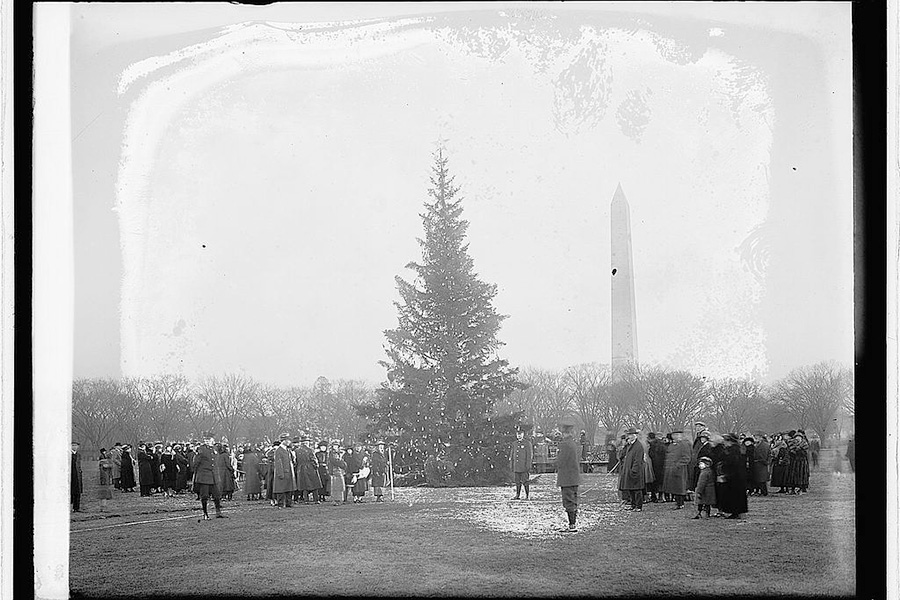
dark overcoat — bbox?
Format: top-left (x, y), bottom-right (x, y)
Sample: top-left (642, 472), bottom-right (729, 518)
top-left (691, 441), bottom-right (712, 489)
top-left (191, 445), bottom-right (217, 485)
top-left (137, 450), bottom-right (154, 487)
top-left (174, 452), bottom-right (190, 491)
top-left (71, 451), bottom-right (83, 495)
top-left (648, 438), bottom-right (666, 482)
top-left (344, 452), bottom-right (361, 486)
top-left (752, 440), bottom-right (771, 483)
top-left (315, 449), bottom-right (330, 492)
top-left (241, 451), bottom-right (262, 495)
top-left (160, 453), bottom-right (178, 487)
top-left (662, 439), bottom-right (692, 495)
top-left (510, 439), bottom-right (533, 474)
top-left (555, 438), bottom-right (582, 488)
top-left (786, 438), bottom-right (810, 488)
top-left (272, 445), bottom-right (296, 494)
top-left (716, 444), bottom-right (748, 515)
top-left (694, 467), bottom-right (716, 505)
top-left (618, 440), bottom-right (645, 490)
top-left (120, 449), bottom-right (136, 488)
top-left (149, 452), bottom-right (162, 488)
top-left (743, 444), bottom-right (756, 489)
top-left (370, 450), bottom-right (387, 488)
top-left (770, 444), bottom-right (788, 487)
top-left (294, 446), bottom-right (321, 491)
top-left (215, 452), bottom-right (236, 493)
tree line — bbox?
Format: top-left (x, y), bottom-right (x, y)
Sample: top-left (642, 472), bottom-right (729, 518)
top-left (493, 360), bottom-right (854, 445)
top-left (71, 373), bottom-right (371, 455)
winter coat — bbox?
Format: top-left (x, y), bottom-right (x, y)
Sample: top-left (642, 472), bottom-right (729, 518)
top-left (215, 452), bottom-right (236, 494)
top-left (71, 451), bottom-right (83, 495)
top-left (695, 467), bottom-right (716, 505)
top-left (752, 440), bottom-right (771, 483)
top-left (370, 450), bottom-right (387, 488)
top-left (110, 447), bottom-right (122, 480)
top-left (618, 440), bottom-right (645, 491)
top-left (241, 451), bottom-right (262, 495)
top-left (344, 453), bottom-right (361, 486)
top-left (690, 441), bottom-right (712, 489)
top-left (510, 439), bottom-right (533, 474)
top-left (149, 452), bottom-right (162, 487)
top-left (327, 451), bottom-right (347, 477)
top-left (294, 445), bottom-right (322, 491)
top-left (786, 438), bottom-right (810, 488)
top-left (160, 453), bottom-right (178, 487)
top-left (715, 444), bottom-right (748, 515)
top-left (119, 450), bottom-right (136, 488)
top-left (662, 439), bottom-right (692, 495)
top-left (743, 444), bottom-right (756, 489)
top-left (137, 450), bottom-right (154, 486)
top-left (770, 444), bottom-right (789, 487)
top-left (97, 456), bottom-right (113, 500)
top-left (175, 452), bottom-right (190, 491)
top-left (648, 438), bottom-right (666, 482)
top-left (191, 445), bottom-right (217, 485)
top-left (315, 450), bottom-right (330, 489)
top-left (272, 445), bottom-right (296, 494)
top-left (555, 438), bottom-right (582, 488)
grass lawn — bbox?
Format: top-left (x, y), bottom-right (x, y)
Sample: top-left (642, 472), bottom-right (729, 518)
top-left (70, 466), bottom-right (855, 598)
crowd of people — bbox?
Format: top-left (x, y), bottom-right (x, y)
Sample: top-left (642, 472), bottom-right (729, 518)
top-left (71, 433), bottom-right (393, 517)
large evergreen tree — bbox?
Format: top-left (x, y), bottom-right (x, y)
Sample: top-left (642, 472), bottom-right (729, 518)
top-left (359, 148), bottom-right (521, 484)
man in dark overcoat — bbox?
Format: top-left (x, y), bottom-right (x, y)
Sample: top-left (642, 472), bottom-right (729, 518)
top-left (618, 428), bottom-right (645, 511)
top-left (71, 441), bottom-right (83, 512)
top-left (295, 437), bottom-right (322, 504)
top-left (646, 432), bottom-right (666, 502)
top-left (691, 430), bottom-right (712, 491)
top-left (272, 433), bottom-right (296, 508)
top-left (137, 443), bottom-right (154, 496)
top-left (192, 433), bottom-right (226, 520)
top-left (555, 420), bottom-right (582, 532)
top-left (662, 429), bottom-right (692, 509)
top-left (510, 426), bottom-right (534, 500)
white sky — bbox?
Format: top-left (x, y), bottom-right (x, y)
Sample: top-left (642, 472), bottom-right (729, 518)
top-left (70, 3), bottom-right (854, 386)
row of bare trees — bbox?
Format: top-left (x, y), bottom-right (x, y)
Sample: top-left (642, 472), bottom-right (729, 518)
top-left (71, 374), bottom-right (372, 454)
top-left (493, 361), bottom-right (854, 443)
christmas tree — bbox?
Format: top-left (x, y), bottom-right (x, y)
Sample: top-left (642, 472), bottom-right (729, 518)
top-left (359, 147), bottom-right (522, 485)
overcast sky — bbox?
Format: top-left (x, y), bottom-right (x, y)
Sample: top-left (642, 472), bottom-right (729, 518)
top-left (70, 2), bottom-right (853, 387)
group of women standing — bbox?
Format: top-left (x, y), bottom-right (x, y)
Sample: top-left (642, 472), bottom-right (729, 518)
top-left (767, 430), bottom-right (812, 494)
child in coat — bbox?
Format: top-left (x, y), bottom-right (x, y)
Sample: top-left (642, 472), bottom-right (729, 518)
top-left (693, 456), bottom-right (716, 519)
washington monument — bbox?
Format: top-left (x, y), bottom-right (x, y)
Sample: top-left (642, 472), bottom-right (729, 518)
top-left (611, 183), bottom-right (638, 376)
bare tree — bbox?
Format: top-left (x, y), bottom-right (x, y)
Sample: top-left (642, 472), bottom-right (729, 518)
top-left (71, 378), bottom-right (122, 454)
top-left (197, 373), bottom-right (259, 444)
top-left (127, 374), bottom-right (194, 443)
top-left (776, 361), bottom-right (852, 439)
top-left (638, 365), bottom-right (708, 432)
top-left (708, 377), bottom-right (767, 434)
top-left (496, 367), bottom-right (572, 433)
top-left (564, 363), bottom-right (610, 444)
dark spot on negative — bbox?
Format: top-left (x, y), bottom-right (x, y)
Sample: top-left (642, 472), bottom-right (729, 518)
top-left (611, 268), bottom-right (617, 276)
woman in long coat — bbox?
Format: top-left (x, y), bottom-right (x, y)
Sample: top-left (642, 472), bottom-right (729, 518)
top-left (120, 445), bottom-right (136, 492)
top-left (137, 445), bottom-right (154, 496)
top-left (149, 446), bottom-right (162, 492)
top-left (370, 442), bottom-right (388, 501)
top-left (315, 441), bottom-right (331, 500)
top-left (343, 447), bottom-right (361, 503)
top-left (242, 447), bottom-right (262, 500)
top-left (786, 433), bottom-right (810, 494)
top-left (715, 433), bottom-right (748, 518)
top-left (174, 446), bottom-right (190, 493)
top-left (742, 437), bottom-right (756, 494)
top-left (752, 436), bottom-right (771, 496)
top-left (770, 436), bottom-right (789, 492)
top-left (662, 432), bottom-right (692, 508)
top-left (97, 449), bottom-right (113, 511)
top-left (159, 446), bottom-right (179, 497)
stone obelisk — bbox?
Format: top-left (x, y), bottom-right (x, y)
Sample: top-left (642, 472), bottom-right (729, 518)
top-left (611, 183), bottom-right (638, 377)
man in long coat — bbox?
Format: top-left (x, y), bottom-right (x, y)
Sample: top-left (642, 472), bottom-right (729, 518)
top-left (295, 438), bottom-right (322, 503)
top-left (510, 426), bottom-right (534, 500)
top-left (272, 434), bottom-right (296, 508)
top-left (192, 433), bottom-right (226, 520)
top-left (752, 435), bottom-right (771, 496)
top-left (137, 443), bottom-right (154, 496)
top-left (555, 421), bottom-right (582, 532)
top-left (646, 433), bottom-right (666, 502)
top-left (618, 428), bottom-right (645, 511)
top-left (662, 429), bottom-right (692, 509)
top-left (71, 441), bottom-right (83, 512)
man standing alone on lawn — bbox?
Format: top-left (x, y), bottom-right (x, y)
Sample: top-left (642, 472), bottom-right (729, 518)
top-left (510, 425), bottom-right (534, 500)
top-left (192, 433), bottom-right (227, 520)
top-left (556, 420), bottom-right (582, 532)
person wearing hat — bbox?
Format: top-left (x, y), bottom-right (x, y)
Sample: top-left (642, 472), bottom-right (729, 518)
top-left (272, 433), bottom-right (296, 508)
top-left (618, 428), bottom-right (645, 512)
top-left (693, 456), bottom-right (716, 519)
top-left (770, 434), bottom-right (789, 492)
top-left (343, 445), bottom-right (364, 503)
top-left (290, 436), bottom-right (303, 504)
top-left (785, 430), bottom-right (810, 495)
top-left (510, 426), bottom-right (534, 500)
top-left (241, 445), bottom-right (262, 501)
top-left (741, 436), bottom-right (756, 496)
top-left (690, 429), bottom-right (712, 492)
top-left (555, 420), bottom-right (582, 532)
top-left (264, 440), bottom-right (280, 505)
top-left (119, 444), bottom-right (136, 493)
top-left (109, 442), bottom-right (123, 490)
top-left (97, 448), bottom-right (114, 512)
top-left (646, 432), bottom-right (666, 503)
top-left (174, 444), bottom-right (190, 495)
top-left (662, 429), bottom-right (692, 509)
top-left (751, 433), bottom-right (770, 496)
top-left (192, 433), bottom-right (227, 519)
top-left (71, 441), bottom-right (84, 512)
top-left (137, 442), bottom-right (154, 497)
top-left (327, 440), bottom-right (348, 505)
top-left (315, 441), bottom-right (331, 501)
top-left (370, 441), bottom-right (388, 502)
top-left (714, 433), bottom-right (748, 518)
top-left (295, 437), bottom-right (322, 504)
